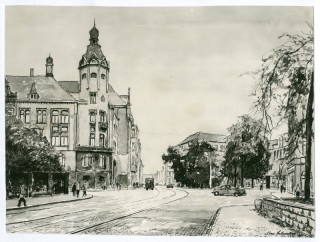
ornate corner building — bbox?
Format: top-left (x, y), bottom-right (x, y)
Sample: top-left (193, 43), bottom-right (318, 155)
top-left (5, 22), bottom-right (143, 190)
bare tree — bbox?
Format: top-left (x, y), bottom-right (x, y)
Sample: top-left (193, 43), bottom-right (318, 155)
top-left (251, 25), bottom-right (314, 200)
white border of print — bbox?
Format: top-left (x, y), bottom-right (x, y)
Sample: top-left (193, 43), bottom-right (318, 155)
top-left (0, 1), bottom-right (319, 242)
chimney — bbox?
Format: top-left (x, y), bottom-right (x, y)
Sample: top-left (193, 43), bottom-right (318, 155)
top-left (30, 68), bottom-right (34, 77)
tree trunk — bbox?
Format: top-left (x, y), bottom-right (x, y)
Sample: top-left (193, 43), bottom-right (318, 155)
top-left (305, 73), bottom-right (314, 200)
top-left (251, 178), bottom-right (254, 188)
top-left (240, 157), bottom-right (244, 187)
top-left (234, 164), bottom-right (237, 187)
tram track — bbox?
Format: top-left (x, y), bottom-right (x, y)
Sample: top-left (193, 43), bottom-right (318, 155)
top-left (7, 188), bottom-right (175, 234)
top-left (70, 188), bottom-right (189, 234)
top-left (6, 188), bottom-right (160, 226)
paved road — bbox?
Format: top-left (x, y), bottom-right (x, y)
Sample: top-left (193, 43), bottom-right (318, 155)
top-left (6, 186), bottom-right (273, 236)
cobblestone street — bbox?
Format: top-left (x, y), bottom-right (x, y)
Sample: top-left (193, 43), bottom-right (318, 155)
top-left (6, 187), bottom-right (280, 236)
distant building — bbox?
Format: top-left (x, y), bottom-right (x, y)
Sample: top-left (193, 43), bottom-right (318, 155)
top-left (176, 132), bottom-right (226, 188)
top-left (267, 134), bottom-right (288, 189)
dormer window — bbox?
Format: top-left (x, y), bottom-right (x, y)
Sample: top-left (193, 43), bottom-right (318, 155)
top-left (82, 73), bottom-right (87, 79)
top-left (28, 82), bottom-right (39, 100)
top-left (91, 72), bottom-right (97, 78)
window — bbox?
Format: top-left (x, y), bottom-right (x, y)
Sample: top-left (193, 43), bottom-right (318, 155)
top-left (100, 111), bottom-right (107, 123)
top-left (99, 155), bottom-right (107, 168)
top-left (6, 108), bottom-right (14, 115)
top-left (51, 110), bottom-right (59, 123)
top-left (59, 154), bottom-right (65, 167)
top-left (90, 92), bottom-right (97, 104)
top-left (90, 133), bottom-right (95, 146)
top-left (302, 141), bottom-right (306, 155)
top-left (99, 134), bottom-right (105, 147)
top-left (60, 125), bottom-right (69, 146)
top-left (82, 73), bottom-right (87, 79)
top-left (89, 110), bottom-right (96, 123)
top-left (90, 124), bottom-right (96, 134)
top-left (51, 125), bottom-right (69, 146)
top-left (19, 108), bottom-right (30, 124)
top-left (82, 154), bottom-right (93, 167)
top-left (101, 74), bottom-right (106, 79)
top-left (90, 72), bottom-right (97, 78)
top-left (61, 110), bottom-right (69, 123)
top-left (37, 109), bottom-right (47, 124)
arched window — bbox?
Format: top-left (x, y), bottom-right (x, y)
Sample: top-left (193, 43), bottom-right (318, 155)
top-left (91, 72), bottom-right (97, 78)
top-left (82, 73), bottom-right (87, 79)
top-left (101, 74), bottom-right (106, 79)
top-left (99, 134), bottom-right (105, 147)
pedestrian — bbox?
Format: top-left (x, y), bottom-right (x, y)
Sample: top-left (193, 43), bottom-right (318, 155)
top-left (72, 182), bottom-right (76, 196)
top-left (103, 179), bottom-right (107, 191)
top-left (82, 181), bottom-right (88, 197)
top-left (280, 183), bottom-right (284, 193)
top-left (260, 183), bottom-right (263, 191)
top-left (295, 184), bottom-right (301, 198)
top-left (17, 184), bottom-right (27, 207)
top-left (116, 181), bottom-right (121, 190)
top-left (76, 181), bottom-right (80, 197)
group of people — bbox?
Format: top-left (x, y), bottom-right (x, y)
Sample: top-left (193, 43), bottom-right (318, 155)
top-left (71, 181), bottom-right (88, 197)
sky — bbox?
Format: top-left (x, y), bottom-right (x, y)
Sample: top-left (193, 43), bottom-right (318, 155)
top-left (5, 6), bottom-right (313, 173)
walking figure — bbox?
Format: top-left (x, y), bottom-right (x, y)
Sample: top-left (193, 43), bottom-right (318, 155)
top-left (17, 184), bottom-right (27, 207)
top-left (102, 179), bottom-right (107, 191)
top-left (116, 181), bottom-right (121, 190)
top-left (295, 184), bottom-right (301, 198)
top-left (260, 183), bottom-right (263, 191)
top-left (72, 182), bottom-right (76, 196)
top-left (280, 183), bottom-right (284, 193)
top-left (82, 181), bottom-right (88, 197)
top-left (75, 181), bottom-right (80, 197)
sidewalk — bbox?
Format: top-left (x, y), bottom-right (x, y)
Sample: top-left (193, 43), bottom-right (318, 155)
top-left (6, 193), bottom-right (93, 211)
top-left (210, 205), bottom-right (295, 237)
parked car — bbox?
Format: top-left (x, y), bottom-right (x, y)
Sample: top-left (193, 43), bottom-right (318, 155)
top-left (212, 185), bottom-right (246, 197)
top-left (166, 184), bottom-right (174, 188)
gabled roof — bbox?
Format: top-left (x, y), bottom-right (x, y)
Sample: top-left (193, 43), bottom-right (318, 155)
top-left (108, 84), bottom-right (127, 106)
top-left (5, 75), bottom-right (76, 102)
top-left (58, 81), bottom-right (80, 93)
top-left (178, 132), bottom-right (226, 146)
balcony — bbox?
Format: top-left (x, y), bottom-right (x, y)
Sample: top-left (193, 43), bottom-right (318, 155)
top-left (76, 145), bottom-right (113, 153)
top-left (99, 122), bottom-right (108, 132)
top-left (131, 164), bottom-right (137, 172)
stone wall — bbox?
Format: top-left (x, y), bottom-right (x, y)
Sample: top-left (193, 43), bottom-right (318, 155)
top-left (261, 198), bottom-right (315, 236)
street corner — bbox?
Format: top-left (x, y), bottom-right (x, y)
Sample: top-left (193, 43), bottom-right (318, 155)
top-left (210, 205), bottom-right (293, 237)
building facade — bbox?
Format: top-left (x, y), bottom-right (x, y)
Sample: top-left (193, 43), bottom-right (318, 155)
top-left (267, 134), bottom-right (288, 189)
top-left (5, 22), bottom-right (143, 190)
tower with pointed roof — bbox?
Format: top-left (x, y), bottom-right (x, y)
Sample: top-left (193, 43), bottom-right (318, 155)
top-left (78, 21), bottom-right (110, 96)
top-left (45, 54), bottom-right (54, 77)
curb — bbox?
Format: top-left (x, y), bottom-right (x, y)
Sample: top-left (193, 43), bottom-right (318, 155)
top-left (205, 204), bottom-right (252, 236)
top-left (6, 194), bottom-right (93, 211)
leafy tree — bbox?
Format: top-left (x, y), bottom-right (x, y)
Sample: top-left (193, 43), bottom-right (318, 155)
top-left (6, 115), bottom-right (63, 175)
top-left (162, 146), bottom-right (186, 185)
top-left (224, 115), bottom-right (270, 187)
top-left (184, 140), bottom-right (216, 187)
top-left (162, 140), bottom-right (216, 187)
top-left (222, 141), bottom-right (240, 187)
top-left (251, 25), bottom-right (314, 199)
